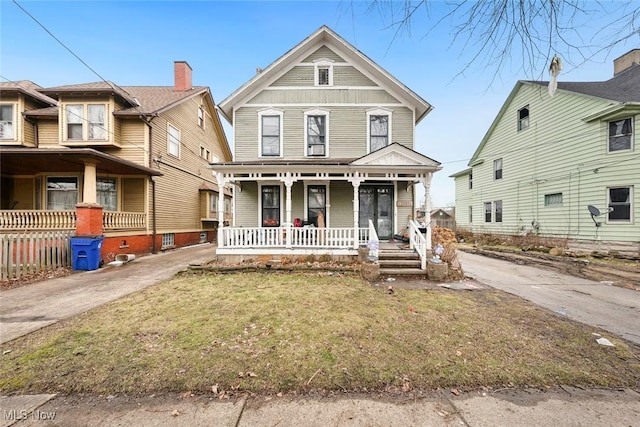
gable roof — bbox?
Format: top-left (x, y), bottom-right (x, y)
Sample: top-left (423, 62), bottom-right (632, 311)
top-left (462, 64), bottom-right (640, 167)
top-left (218, 25), bottom-right (433, 124)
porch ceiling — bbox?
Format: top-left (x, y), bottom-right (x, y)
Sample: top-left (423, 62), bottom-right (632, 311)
top-left (0, 148), bottom-right (162, 177)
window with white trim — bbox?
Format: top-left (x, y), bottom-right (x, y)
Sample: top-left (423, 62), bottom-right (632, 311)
top-left (198, 105), bottom-right (205, 128)
top-left (494, 200), bottom-right (503, 222)
top-left (314, 59), bottom-right (334, 86)
top-left (46, 177), bottom-right (78, 210)
top-left (0, 104), bottom-right (15, 139)
top-left (97, 178), bottom-right (117, 211)
top-left (307, 185), bottom-right (326, 227)
top-left (65, 104), bottom-right (107, 141)
top-left (366, 108), bottom-right (392, 153)
top-left (608, 186), bottom-right (632, 222)
top-left (518, 106), bottom-right (529, 131)
top-left (304, 109), bottom-right (329, 157)
top-left (162, 233), bottom-right (175, 248)
top-left (258, 109), bottom-right (283, 157)
top-left (608, 117), bottom-right (632, 152)
top-left (168, 124), bottom-right (180, 157)
top-left (210, 194), bottom-right (218, 213)
top-left (494, 158), bottom-right (503, 180)
top-left (484, 202), bottom-right (492, 222)
top-left (544, 193), bottom-right (563, 206)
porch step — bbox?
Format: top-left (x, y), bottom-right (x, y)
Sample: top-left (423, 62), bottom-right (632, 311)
top-left (379, 267), bottom-right (426, 277)
top-left (377, 248), bottom-right (424, 276)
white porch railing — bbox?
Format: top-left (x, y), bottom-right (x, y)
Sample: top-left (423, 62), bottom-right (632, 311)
top-left (222, 226), bottom-right (369, 249)
top-left (0, 210), bottom-right (76, 230)
top-left (103, 211), bottom-right (146, 230)
top-left (408, 219), bottom-right (428, 270)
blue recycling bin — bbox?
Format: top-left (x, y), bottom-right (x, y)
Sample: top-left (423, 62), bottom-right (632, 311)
top-left (71, 236), bottom-right (104, 271)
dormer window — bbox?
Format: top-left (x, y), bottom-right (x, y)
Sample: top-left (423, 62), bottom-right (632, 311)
top-left (314, 59), bottom-right (334, 87)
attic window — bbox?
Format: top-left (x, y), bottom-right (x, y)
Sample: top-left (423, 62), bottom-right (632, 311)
top-left (198, 106), bottom-right (205, 128)
top-left (314, 59), bottom-right (334, 86)
top-left (518, 106), bottom-right (529, 131)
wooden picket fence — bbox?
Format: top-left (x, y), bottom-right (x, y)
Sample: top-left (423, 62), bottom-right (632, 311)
top-left (0, 231), bottom-right (73, 281)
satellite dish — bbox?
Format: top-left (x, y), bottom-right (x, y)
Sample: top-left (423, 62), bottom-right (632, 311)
top-left (588, 205), bottom-right (601, 216)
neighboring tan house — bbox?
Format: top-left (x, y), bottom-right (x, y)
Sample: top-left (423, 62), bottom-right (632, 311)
top-left (0, 61), bottom-right (232, 262)
top-left (451, 49), bottom-right (640, 255)
top-left (429, 208), bottom-right (455, 229)
top-left (213, 26), bottom-right (442, 263)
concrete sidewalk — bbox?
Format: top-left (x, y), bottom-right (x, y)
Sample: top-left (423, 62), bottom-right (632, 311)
top-left (0, 243), bottom-right (216, 344)
top-left (2, 387), bottom-right (639, 427)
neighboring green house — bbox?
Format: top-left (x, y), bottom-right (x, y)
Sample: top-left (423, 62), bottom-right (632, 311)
top-left (212, 26), bottom-right (442, 261)
top-left (451, 49), bottom-right (639, 255)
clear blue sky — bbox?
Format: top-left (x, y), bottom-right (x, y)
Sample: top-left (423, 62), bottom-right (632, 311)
top-left (1, 1), bottom-right (636, 207)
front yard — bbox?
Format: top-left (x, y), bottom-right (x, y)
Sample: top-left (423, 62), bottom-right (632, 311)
top-left (1, 271), bottom-right (639, 396)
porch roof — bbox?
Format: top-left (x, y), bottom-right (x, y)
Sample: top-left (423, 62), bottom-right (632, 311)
top-left (0, 148), bottom-right (162, 177)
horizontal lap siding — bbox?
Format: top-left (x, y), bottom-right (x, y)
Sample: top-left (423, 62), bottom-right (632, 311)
top-left (37, 121), bottom-right (60, 148)
top-left (22, 98), bottom-right (39, 146)
top-left (271, 67), bottom-right (313, 86)
top-left (248, 89), bottom-right (399, 105)
top-left (104, 120), bottom-right (147, 164)
top-left (303, 46), bottom-right (346, 63)
top-left (465, 83), bottom-right (639, 242)
top-left (329, 182), bottom-right (353, 228)
top-left (235, 106), bottom-right (414, 161)
top-left (334, 67), bottom-right (376, 86)
top-left (150, 101), bottom-right (225, 233)
top-left (122, 178), bottom-right (146, 212)
top-left (235, 182), bottom-right (258, 226)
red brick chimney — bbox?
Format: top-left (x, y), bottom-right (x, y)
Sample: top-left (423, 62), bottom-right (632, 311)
top-left (174, 61), bottom-right (192, 91)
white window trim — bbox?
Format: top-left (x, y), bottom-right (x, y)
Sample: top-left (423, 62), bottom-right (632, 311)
top-left (258, 182), bottom-right (284, 227)
top-left (304, 108), bottom-right (330, 157)
top-left (517, 105), bottom-right (529, 132)
top-left (606, 185), bottom-right (633, 224)
top-left (198, 105), bottom-right (206, 129)
top-left (494, 158), bottom-right (503, 180)
top-left (313, 58), bottom-right (334, 87)
top-left (366, 107), bottom-right (393, 153)
top-left (167, 123), bottom-right (181, 158)
top-left (0, 103), bottom-right (17, 141)
top-left (607, 117), bottom-right (634, 154)
top-left (63, 103), bottom-right (108, 141)
top-left (257, 108), bottom-right (284, 158)
top-left (303, 182), bottom-right (330, 226)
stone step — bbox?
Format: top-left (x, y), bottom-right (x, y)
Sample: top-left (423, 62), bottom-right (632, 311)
top-left (378, 251), bottom-right (420, 260)
top-left (379, 259), bottom-right (422, 268)
top-left (380, 267), bottom-right (426, 276)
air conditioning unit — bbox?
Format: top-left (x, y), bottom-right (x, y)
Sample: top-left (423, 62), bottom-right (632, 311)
top-left (308, 145), bottom-right (325, 156)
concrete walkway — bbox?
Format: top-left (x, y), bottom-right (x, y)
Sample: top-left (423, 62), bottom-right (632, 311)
top-left (0, 243), bottom-right (216, 344)
top-left (2, 388), bottom-right (639, 426)
top-left (458, 251), bottom-right (640, 345)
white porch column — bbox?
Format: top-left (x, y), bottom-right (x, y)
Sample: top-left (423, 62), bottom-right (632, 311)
top-left (216, 172), bottom-right (226, 247)
top-left (283, 173), bottom-right (294, 248)
top-left (422, 172), bottom-right (433, 250)
top-left (349, 173), bottom-right (363, 249)
top-left (81, 159), bottom-right (98, 204)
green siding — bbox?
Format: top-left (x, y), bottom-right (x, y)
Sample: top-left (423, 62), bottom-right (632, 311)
top-left (454, 83), bottom-right (639, 243)
top-left (303, 46), bottom-right (346, 62)
top-left (248, 89), bottom-right (400, 104)
top-left (271, 66), bottom-right (314, 87)
top-left (334, 66), bottom-right (376, 86)
top-left (235, 106), bottom-right (414, 161)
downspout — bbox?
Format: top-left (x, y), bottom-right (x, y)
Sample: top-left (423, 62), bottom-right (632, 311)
top-left (143, 113), bottom-right (159, 253)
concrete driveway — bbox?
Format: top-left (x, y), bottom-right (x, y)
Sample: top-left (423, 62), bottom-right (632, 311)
top-left (458, 251), bottom-right (640, 345)
top-left (0, 243), bottom-right (216, 344)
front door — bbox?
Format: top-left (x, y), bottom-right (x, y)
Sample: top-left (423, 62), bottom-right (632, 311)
top-left (359, 185), bottom-right (393, 240)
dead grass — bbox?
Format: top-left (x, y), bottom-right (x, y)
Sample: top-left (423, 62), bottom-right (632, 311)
top-left (1, 272), bottom-right (639, 396)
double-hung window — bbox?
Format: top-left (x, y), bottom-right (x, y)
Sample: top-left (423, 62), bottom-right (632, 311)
top-left (261, 185), bottom-right (280, 227)
top-left (494, 200), bottom-right (503, 222)
top-left (518, 106), bottom-right (529, 131)
top-left (484, 202), bottom-right (492, 222)
top-left (608, 118), bottom-right (632, 152)
top-left (259, 109), bottom-right (282, 157)
top-left (0, 104), bottom-right (15, 140)
top-left (304, 109), bottom-right (329, 157)
top-left (97, 178), bottom-right (117, 211)
top-left (65, 104), bottom-right (106, 141)
top-left (168, 124), bottom-right (180, 157)
top-left (367, 108), bottom-right (392, 153)
top-left (608, 186), bottom-right (632, 222)
top-left (198, 106), bottom-right (205, 128)
top-left (494, 158), bottom-right (503, 180)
